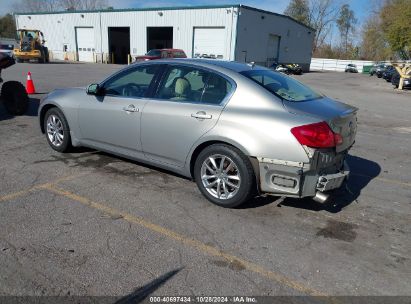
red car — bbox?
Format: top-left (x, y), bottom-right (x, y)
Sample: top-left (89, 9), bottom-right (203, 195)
top-left (135, 49), bottom-right (187, 61)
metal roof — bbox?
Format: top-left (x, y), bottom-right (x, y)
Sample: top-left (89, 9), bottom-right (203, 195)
top-left (14, 4), bottom-right (314, 31)
top-left (14, 4), bottom-right (238, 15)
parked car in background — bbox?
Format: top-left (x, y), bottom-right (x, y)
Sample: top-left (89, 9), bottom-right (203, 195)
top-left (369, 63), bottom-right (388, 77)
top-left (391, 71), bottom-right (411, 89)
top-left (375, 64), bottom-right (388, 78)
top-left (135, 49), bottom-right (186, 62)
top-left (345, 64), bottom-right (358, 73)
top-left (383, 65), bottom-right (396, 82)
top-left (369, 64), bottom-right (380, 76)
top-left (38, 59), bottom-right (357, 208)
top-left (0, 43), bottom-right (15, 57)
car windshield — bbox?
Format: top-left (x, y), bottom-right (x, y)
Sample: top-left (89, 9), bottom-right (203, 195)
top-left (146, 49), bottom-right (161, 56)
top-left (241, 69), bottom-right (322, 102)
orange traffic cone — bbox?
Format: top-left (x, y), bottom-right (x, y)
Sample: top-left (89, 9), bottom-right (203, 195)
top-left (26, 71), bottom-right (36, 94)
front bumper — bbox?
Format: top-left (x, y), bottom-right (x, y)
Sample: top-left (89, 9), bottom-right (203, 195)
top-left (257, 150), bottom-right (349, 198)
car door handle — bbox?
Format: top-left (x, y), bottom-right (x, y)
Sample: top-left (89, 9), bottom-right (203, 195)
top-left (122, 104), bottom-right (139, 113)
top-left (191, 112), bottom-right (212, 120)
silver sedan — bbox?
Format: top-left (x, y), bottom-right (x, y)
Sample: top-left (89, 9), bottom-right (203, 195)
top-left (39, 59), bottom-right (358, 207)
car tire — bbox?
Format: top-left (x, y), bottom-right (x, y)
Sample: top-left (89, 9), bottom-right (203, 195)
top-left (194, 144), bottom-right (255, 208)
top-left (1, 81), bottom-right (29, 115)
top-left (43, 107), bottom-right (72, 153)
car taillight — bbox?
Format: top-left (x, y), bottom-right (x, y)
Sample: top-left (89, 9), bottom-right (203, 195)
top-left (291, 121), bottom-right (342, 148)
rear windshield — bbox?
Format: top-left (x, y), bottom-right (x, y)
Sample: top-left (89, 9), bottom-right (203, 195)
top-left (173, 51), bottom-right (186, 58)
top-left (241, 69), bottom-right (322, 102)
top-left (146, 49), bottom-right (161, 56)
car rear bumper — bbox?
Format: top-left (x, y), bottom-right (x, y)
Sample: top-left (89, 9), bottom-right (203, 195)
top-left (257, 149), bottom-right (349, 198)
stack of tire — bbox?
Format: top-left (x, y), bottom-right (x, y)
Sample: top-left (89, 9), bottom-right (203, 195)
top-left (1, 81), bottom-right (29, 115)
top-left (0, 53), bottom-right (29, 115)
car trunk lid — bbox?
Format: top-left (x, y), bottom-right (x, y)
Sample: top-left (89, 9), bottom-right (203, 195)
top-left (283, 97), bottom-right (358, 152)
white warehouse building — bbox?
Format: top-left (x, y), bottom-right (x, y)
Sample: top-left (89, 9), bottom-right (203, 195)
top-left (15, 4), bottom-right (314, 70)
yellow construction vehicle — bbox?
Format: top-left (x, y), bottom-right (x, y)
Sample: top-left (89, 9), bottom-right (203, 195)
top-left (13, 29), bottom-right (49, 63)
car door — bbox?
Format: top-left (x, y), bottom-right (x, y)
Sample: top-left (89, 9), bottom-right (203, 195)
top-left (141, 64), bottom-right (234, 167)
top-left (78, 64), bottom-right (162, 158)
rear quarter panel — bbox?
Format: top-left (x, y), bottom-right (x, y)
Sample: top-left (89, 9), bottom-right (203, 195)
top-left (185, 73), bottom-right (319, 173)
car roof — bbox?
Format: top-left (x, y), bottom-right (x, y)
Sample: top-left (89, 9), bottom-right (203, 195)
top-left (170, 58), bottom-right (265, 72)
top-left (159, 49), bottom-right (185, 52)
top-left (131, 58), bottom-right (268, 74)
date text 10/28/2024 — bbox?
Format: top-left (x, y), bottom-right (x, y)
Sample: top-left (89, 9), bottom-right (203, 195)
top-left (149, 296), bottom-right (257, 303)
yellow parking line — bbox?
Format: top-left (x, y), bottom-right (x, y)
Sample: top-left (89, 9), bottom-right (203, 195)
top-left (0, 173), bottom-right (87, 203)
top-left (43, 184), bottom-right (327, 297)
top-left (0, 188), bottom-right (38, 203)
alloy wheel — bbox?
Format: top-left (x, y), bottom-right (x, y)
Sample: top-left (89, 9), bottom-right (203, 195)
top-left (200, 154), bottom-right (241, 200)
top-left (46, 114), bottom-right (64, 147)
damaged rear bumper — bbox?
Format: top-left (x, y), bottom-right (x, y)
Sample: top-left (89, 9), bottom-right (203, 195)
top-left (257, 149), bottom-right (349, 199)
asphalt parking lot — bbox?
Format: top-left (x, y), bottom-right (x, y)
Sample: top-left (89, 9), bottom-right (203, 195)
top-left (0, 62), bottom-right (410, 299)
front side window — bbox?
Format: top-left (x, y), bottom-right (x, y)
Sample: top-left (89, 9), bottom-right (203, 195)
top-left (241, 69), bottom-right (321, 102)
top-left (156, 66), bottom-right (232, 104)
top-left (103, 65), bottom-right (160, 97)
top-left (22, 31), bottom-right (37, 39)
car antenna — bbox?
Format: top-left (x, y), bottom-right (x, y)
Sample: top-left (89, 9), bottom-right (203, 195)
top-left (247, 62), bottom-right (255, 69)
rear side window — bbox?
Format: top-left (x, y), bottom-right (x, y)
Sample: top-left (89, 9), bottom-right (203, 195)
top-left (241, 69), bottom-right (321, 102)
top-left (156, 65), bottom-right (232, 104)
top-left (172, 51), bottom-right (186, 58)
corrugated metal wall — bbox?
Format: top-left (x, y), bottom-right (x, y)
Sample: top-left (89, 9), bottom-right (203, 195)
top-left (16, 12), bottom-right (101, 60)
top-left (235, 7), bottom-right (314, 70)
top-left (100, 7), bottom-right (237, 59)
top-left (15, 7), bottom-right (237, 62)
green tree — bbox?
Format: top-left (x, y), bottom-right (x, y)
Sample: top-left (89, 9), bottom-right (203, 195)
top-left (337, 4), bottom-right (357, 54)
top-left (380, 0), bottom-right (411, 59)
top-left (360, 16), bottom-right (391, 60)
top-left (0, 14), bottom-right (16, 38)
top-left (284, 0), bottom-right (338, 52)
top-left (284, 0), bottom-right (310, 25)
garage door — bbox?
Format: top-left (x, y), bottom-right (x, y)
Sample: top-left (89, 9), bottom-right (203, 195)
top-left (193, 27), bottom-right (226, 59)
top-left (76, 27), bottom-right (95, 62)
top-left (266, 34), bottom-right (280, 66)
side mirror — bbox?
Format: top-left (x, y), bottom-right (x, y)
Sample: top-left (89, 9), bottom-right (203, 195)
top-left (86, 83), bottom-right (101, 95)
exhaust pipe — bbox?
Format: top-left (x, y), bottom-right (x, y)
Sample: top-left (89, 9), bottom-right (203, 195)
top-left (313, 191), bottom-right (329, 204)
